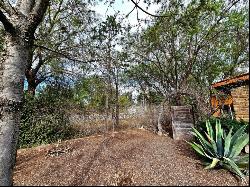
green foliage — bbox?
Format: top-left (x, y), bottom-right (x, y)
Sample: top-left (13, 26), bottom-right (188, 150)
top-left (119, 93), bottom-right (133, 108)
top-left (73, 75), bottom-right (107, 112)
top-left (92, 15), bottom-right (122, 42)
top-left (19, 86), bottom-right (75, 148)
top-left (73, 76), bottom-right (133, 112)
top-left (137, 91), bottom-right (164, 105)
top-left (189, 120), bottom-right (249, 180)
top-left (198, 117), bottom-right (249, 135)
top-left (126, 0), bottom-right (248, 122)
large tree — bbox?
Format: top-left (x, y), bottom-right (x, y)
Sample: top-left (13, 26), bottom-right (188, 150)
top-left (126, 0), bottom-right (248, 134)
top-left (0, 0), bottom-right (49, 185)
top-left (25, 0), bottom-right (98, 95)
top-left (91, 14), bottom-right (127, 129)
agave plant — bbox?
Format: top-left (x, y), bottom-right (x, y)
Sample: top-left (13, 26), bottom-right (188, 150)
top-left (188, 120), bottom-right (249, 180)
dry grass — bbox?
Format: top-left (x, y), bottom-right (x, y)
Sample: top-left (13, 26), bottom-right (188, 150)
top-left (70, 117), bottom-right (141, 138)
top-left (13, 129), bottom-right (249, 186)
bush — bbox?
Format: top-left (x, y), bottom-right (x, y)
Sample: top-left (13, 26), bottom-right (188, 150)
top-left (18, 87), bottom-right (75, 148)
top-left (188, 120), bottom-right (249, 180)
top-left (197, 117), bottom-right (249, 135)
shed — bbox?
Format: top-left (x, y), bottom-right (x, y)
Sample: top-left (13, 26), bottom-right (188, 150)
top-left (211, 73), bottom-right (249, 121)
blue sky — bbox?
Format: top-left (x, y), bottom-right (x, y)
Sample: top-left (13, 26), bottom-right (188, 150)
top-left (93, 0), bottom-right (160, 27)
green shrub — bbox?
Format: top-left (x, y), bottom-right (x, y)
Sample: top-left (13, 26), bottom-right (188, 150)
top-left (197, 117), bottom-right (249, 135)
top-left (19, 111), bottom-right (74, 148)
top-left (188, 120), bottom-right (249, 180)
top-left (18, 87), bottom-right (75, 148)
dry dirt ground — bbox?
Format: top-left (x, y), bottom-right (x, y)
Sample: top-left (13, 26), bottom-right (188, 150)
top-left (13, 128), bottom-right (249, 186)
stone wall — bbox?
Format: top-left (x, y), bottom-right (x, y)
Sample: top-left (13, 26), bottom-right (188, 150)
top-left (231, 85), bottom-right (249, 121)
top-left (171, 106), bottom-right (194, 141)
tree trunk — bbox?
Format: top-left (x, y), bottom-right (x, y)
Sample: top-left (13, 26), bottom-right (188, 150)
top-left (27, 84), bottom-right (36, 96)
top-left (26, 72), bottom-right (37, 96)
top-left (105, 90), bottom-right (109, 132)
top-left (114, 69), bottom-right (119, 127)
top-left (157, 104), bottom-right (164, 136)
top-left (157, 99), bottom-right (167, 136)
top-left (0, 35), bottom-right (29, 186)
top-left (0, 1), bottom-right (49, 184)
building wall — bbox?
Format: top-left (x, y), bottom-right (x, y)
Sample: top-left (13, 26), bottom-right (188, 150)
top-left (231, 85), bottom-right (249, 121)
top-left (211, 94), bottom-right (233, 117)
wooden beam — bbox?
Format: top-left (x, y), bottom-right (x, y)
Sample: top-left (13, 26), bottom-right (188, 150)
top-left (212, 73), bottom-right (249, 88)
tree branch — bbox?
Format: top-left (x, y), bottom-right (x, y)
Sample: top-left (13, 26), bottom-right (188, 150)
top-left (199, 0), bottom-right (241, 45)
top-left (15, 0), bottom-right (22, 7)
top-left (0, 9), bottom-right (15, 33)
top-left (17, 0), bottom-right (35, 16)
top-left (125, 5), bottom-right (136, 18)
top-left (46, 0), bottom-right (64, 34)
top-left (27, 0), bottom-right (49, 34)
top-left (33, 48), bottom-right (44, 75)
top-left (33, 44), bottom-right (100, 64)
top-left (0, 0), bottom-right (17, 16)
top-left (130, 0), bottom-right (167, 18)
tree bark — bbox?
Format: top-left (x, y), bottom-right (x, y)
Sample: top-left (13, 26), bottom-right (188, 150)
top-left (114, 68), bottom-right (119, 127)
top-left (105, 90), bottom-right (109, 132)
top-left (157, 109), bottom-right (163, 136)
top-left (157, 100), bottom-right (165, 136)
top-left (0, 1), bottom-right (49, 185)
top-left (25, 69), bottom-right (38, 96)
top-left (0, 35), bottom-right (29, 186)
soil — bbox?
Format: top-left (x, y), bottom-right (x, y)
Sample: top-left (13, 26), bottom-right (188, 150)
top-left (13, 128), bottom-right (249, 186)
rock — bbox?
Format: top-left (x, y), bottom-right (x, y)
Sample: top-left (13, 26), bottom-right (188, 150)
top-left (158, 131), bottom-right (163, 136)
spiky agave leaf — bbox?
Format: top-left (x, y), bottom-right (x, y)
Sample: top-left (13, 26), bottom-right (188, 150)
top-left (187, 142), bottom-right (213, 159)
top-left (215, 120), bottom-right (224, 157)
top-left (230, 125), bottom-right (247, 149)
top-left (234, 154), bottom-right (249, 169)
top-left (204, 158), bottom-right (220, 169)
top-left (202, 161), bottom-right (212, 166)
top-left (234, 154), bottom-right (249, 163)
top-left (205, 132), bottom-right (218, 157)
top-left (230, 133), bottom-right (249, 158)
top-left (206, 120), bottom-right (214, 140)
top-left (189, 119), bottom-right (248, 181)
top-left (224, 127), bottom-right (233, 157)
top-left (205, 121), bottom-right (218, 157)
top-left (223, 157), bottom-right (246, 180)
top-left (191, 127), bottom-right (213, 151)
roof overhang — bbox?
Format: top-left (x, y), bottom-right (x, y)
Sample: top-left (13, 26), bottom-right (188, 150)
top-left (211, 73), bottom-right (249, 89)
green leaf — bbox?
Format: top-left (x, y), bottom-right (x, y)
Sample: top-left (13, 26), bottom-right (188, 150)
top-left (230, 125), bottom-right (247, 148)
top-left (206, 120), bottom-right (214, 140)
top-left (224, 127), bottom-right (233, 157)
top-left (216, 120), bottom-right (223, 157)
top-left (223, 157), bottom-right (246, 180)
top-left (205, 132), bottom-right (218, 157)
top-left (230, 134), bottom-right (249, 158)
top-left (234, 154), bottom-right (249, 163)
top-left (234, 154), bottom-right (249, 169)
top-left (187, 142), bottom-right (213, 159)
top-left (205, 158), bottom-right (220, 169)
top-left (192, 127), bottom-right (213, 150)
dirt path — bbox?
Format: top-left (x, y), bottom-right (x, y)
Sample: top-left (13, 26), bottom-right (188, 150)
top-left (13, 129), bottom-right (249, 186)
